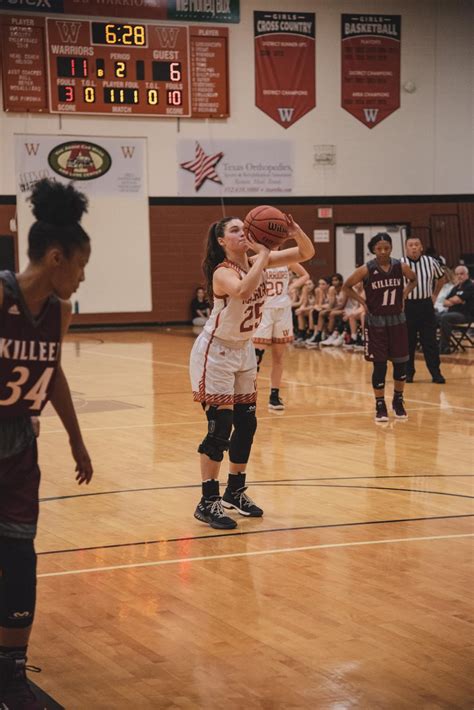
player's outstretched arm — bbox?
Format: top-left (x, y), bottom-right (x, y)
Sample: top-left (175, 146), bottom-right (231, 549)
top-left (49, 301), bottom-right (93, 485)
top-left (215, 240), bottom-right (270, 301)
top-left (267, 214), bottom-right (315, 267)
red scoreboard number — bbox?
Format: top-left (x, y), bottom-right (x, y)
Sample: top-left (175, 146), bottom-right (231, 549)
top-left (46, 20), bottom-right (190, 116)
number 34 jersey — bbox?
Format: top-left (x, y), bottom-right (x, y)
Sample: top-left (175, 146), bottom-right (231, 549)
top-left (0, 271), bottom-right (61, 417)
top-left (363, 259), bottom-right (405, 317)
top-left (203, 260), bottom-right (266, 344)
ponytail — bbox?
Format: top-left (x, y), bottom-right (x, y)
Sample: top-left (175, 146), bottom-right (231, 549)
top-left (201, 217), bottom-right (237, 300)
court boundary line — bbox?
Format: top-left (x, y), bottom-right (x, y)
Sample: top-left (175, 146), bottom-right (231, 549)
top-left (39, 473), bottom-right (474, 503)
top-left (72, 347), bottom-right (474, 413)
top-left (38, 533), bottom-right (474, 579)
top-left (37, 513), bottom-right (474, 556)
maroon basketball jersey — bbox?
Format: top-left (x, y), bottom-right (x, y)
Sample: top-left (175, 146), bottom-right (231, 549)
top-left (364, 259), bottom-right (404, 316)
top-left (0, 271), bottom-right (61, 417)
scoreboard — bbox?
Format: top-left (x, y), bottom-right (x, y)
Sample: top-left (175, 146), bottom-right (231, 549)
top-left (0, 15), bottom-right (229, 118)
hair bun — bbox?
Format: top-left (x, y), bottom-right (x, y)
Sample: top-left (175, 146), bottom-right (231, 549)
top-left (29, 179), bottom-right (88, 226)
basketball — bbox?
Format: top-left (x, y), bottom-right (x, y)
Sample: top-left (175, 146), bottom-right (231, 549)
top-left (243, 205), bottom-right (289, 250)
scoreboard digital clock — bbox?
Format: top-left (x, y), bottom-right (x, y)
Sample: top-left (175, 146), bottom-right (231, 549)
top-left (46, 18), bottom-right (191, 116)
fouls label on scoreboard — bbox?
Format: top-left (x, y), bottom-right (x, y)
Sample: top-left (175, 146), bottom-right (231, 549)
top-left (46, 19), bottom-right (191, 116)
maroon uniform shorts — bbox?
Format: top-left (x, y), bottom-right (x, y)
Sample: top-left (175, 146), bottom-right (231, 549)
top-left (364, 321), bottom-right (409, 363)
top-left (0, 441), bottom-right (40, 539)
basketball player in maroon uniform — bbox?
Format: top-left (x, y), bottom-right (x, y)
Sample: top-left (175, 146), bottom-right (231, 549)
top-left (0, 179), bottom-right (93, 708)
top-left (190, 215), bottom-right (314, 529)
top-left (343, 233), bottom-right (417, 422)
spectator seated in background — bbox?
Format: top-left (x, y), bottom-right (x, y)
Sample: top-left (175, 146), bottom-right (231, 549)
top-left (434, 267), bottom-right (457, 314)
top-left (191, 286), bottom-right (211, 326)
top-left (437, 265), bottom-right (474, 353)
top-left (293, 279), bottom-right (316, 344)
top-left (342, 280), bottom-right (365, 350)
top-left (319, 273), bottom-right (347, 347)
top-left (304, 277), bottom-right (330, 346)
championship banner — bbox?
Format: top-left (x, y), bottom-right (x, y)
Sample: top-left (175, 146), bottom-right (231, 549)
top-left (178, 139), bottom-right (293, 196)
top-left (0, 0), bottom-right (240, 22)
top-left (254, 11), bottom-right (315, 129)
top-left (15, 135), bottom-right (152, 314)
top-left (341, 14), bottom-right (401, 128)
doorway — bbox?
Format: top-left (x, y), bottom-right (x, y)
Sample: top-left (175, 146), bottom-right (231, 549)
top-left (336, 225), bottom-right (407, 277)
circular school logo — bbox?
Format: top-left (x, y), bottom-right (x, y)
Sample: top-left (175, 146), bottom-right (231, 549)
top-left (48, 141), bottom-right (112, 180)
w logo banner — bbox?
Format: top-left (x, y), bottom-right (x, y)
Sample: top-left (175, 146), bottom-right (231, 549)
top-left (341, 14), bottom-right (401, 128)
top-left (254, 12), bottom-right (316, 129)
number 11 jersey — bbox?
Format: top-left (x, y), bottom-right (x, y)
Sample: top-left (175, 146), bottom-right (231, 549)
top-left (363, 258), bottom-right (404, 316)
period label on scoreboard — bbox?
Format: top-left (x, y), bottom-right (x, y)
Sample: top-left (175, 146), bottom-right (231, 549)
top-left (190, 26), bottom-right (228, 118)
top-left (1, 16), bottom-right (48, 112)
top-left (46, 18), bottom-right (191, 116)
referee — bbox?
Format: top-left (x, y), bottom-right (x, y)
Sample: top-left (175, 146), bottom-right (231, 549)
top-left (401, 236), bottom-right (446, 383)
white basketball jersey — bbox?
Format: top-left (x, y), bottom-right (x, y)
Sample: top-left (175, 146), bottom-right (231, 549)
top-left (203, 260), bottom-right (267, 344)
top-left (264, 266), bottom-right (291, 309)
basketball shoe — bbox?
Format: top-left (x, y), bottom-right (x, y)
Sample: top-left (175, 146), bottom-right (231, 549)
top-left (0, 655), bottom-right (43, 710)
top-left (222, 486), bottom-right (263, 517)
top-left (375, 398), bottom-right (389, 422)
top-left (194, 496), bottom-right (237, 529)
top-left (392, 394), bottom-right (408, 419)
top-left (268, 390), bottom-right (285, 410)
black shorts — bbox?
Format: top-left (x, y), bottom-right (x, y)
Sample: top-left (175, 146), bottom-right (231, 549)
top-left (0, 440), bottom-right (40, 539)
top-left (364, 321), bottom-right (409, 363)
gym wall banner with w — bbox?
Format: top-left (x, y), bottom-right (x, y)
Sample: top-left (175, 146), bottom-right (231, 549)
top-left (341, 14), bottom-right (401, 129)
top-left (254, 11), bottom-right (315, 130)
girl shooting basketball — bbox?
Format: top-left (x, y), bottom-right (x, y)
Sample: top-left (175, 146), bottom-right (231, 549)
top-left (190, 212), bottom-right (314, 529)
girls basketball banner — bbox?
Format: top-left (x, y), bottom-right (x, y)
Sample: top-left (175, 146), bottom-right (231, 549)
top-left (341, 14), bottom-right (401, 128)
top-left (254, 11), bottom-right (315, 129)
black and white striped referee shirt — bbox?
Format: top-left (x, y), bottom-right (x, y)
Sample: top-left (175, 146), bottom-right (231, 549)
top-left (400, 255), bottom-right (445, 300)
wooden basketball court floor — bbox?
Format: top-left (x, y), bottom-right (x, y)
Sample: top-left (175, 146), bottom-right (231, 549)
top-left (32, 328), bottom-right (473, 709)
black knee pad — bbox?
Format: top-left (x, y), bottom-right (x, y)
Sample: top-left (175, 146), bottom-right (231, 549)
top-left (198, 407), bottom-right (233, 462)
top-left (372, 362), bottom-right (388, 390)
top-left (0, 537), bottom-right (36, 628)
top-left (393, 361), bottom-right (407, 382)
top-left (229, 403), bottom-right (258, 464)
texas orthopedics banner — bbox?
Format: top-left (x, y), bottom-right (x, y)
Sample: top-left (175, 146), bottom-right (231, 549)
top-left (178, 139), bottom-right (293, 195)
top-left (341, 14), bottom-right (401, 128)
top-left (15, 134), bottom-right (151, 314)
top-left (254, 11), bottom-right (316, 129)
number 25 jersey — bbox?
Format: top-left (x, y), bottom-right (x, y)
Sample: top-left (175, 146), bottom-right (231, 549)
top-left (0, 271), bottom-right (61, 417)
top-left (364, 259), bottom-right (404, 317)
top-left (203, 260), bottom-right (266, 344)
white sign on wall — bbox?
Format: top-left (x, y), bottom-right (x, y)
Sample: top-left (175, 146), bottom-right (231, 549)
top-left (177, 139), bottom-right (293, 196)
top-left (313, 229), bottom-right (330, 242)
top-left (15, 134), bottom-right (151, 314)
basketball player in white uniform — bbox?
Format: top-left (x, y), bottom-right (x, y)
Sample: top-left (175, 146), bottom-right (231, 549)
top-left (253, 264), bottom-right (309, 409)
top-left (190, 215), bottom-right (314, 529)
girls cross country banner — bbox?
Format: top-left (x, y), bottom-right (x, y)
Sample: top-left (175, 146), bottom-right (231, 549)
top-left (15, 134), bottom-right (152, 314)
top-left (254, 11), bottom-right (315, 129)
top-left (341, 14), bottom-right (401, 128)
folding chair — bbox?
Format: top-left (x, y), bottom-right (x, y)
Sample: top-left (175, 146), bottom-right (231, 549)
top-left (449, 321), bottom-right (474, 351)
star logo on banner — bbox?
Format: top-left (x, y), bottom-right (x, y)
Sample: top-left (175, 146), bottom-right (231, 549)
top-left (180, 142), bottom-right (224, 192)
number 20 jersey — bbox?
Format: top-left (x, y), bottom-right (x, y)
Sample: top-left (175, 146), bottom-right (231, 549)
top-left (203, 261), bottom-right (266, 344)
top-left (0, 271), bottom-right (61, 417)
top-left (363, 259), bottom-right (404, 317)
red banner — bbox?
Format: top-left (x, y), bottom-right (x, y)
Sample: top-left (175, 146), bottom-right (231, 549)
top-left (341, 14), bottom-right (401, 128)
top-left (254, 12), bottom-right (315, 129)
